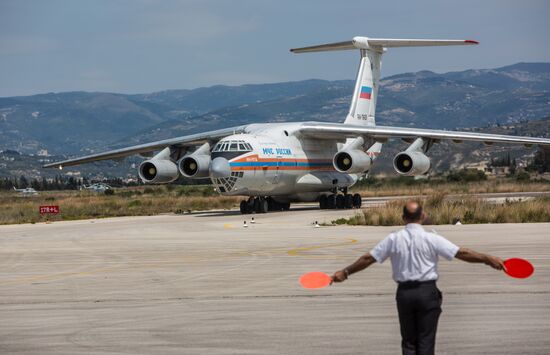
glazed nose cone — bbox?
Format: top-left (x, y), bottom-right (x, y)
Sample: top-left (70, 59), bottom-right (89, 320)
top-left (210, 157), bottom-right (231, 178)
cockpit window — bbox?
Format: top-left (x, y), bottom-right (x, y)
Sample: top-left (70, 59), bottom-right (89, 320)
top-left (213, 140), bottom-right (253, 152)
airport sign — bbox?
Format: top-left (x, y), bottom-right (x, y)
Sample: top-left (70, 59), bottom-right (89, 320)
top-left (39, 205), bottom-right (60, 215)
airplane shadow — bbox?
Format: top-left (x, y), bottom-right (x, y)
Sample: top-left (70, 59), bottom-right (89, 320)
top-left (189, 205), bottom-right (321, 218)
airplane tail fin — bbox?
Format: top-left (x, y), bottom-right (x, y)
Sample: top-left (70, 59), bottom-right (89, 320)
top-left (291, 37), bottom-right (478, 127)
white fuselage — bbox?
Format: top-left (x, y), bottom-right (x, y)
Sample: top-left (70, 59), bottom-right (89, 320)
top-left (210, 123), bottom-right (377, 202)
top-left (14, 188), bottom-right (38, 196)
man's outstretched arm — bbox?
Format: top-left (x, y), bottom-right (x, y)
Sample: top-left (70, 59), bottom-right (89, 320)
top-left (332, 253), bottom-right (377, 283)
top-left (455, 247), bottom-right (505, 270)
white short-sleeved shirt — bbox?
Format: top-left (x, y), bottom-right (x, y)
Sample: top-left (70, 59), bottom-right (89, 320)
top-left (370, 223), bottom-right (459, 282)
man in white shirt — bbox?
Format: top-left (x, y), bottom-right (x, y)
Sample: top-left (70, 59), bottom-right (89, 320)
top-left (331, 200), bottom-right (505, 355)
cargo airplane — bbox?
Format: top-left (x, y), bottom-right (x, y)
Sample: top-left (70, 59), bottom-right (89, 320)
top-left (45, 36), bottom-right (550, 214)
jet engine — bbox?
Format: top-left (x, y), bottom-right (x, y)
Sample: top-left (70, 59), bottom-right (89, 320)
top-left (178, 155), bottom-right (211, 178)
top-left (333, 149), bottom-right (372, 173)
top-left (393, 151), bottom-right (430, 176)
top-left (138, 147), bottom-right (179, 183)
top-left (177, 142), bottom-right (211, 178)
top-left (393, 138), bottom-right (431, 176)
top-left (332, 137), bottom-right (372, 174)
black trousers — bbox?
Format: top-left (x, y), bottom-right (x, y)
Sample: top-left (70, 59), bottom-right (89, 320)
top-left (396, 280), bottom-right (442, 355)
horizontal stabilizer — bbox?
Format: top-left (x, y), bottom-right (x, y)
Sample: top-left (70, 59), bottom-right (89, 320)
top-left (367, 38), bottom-right (478, 48)
top-left (291, 37), bottom-right (478, 53)
top-left (290, 40), bottom-right (355, 53)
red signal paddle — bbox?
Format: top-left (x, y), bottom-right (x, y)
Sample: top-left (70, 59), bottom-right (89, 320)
top-left (299, 272), bottom-right (332, 289)
top-left (504, 258), bottom-right (534, 279)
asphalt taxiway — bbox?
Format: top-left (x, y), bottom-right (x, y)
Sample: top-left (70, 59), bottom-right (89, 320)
top-left (1, 207), bottom-right (549, 354)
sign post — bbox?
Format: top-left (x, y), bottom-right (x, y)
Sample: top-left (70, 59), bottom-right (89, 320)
top-left (39, 205), bottom-right (60, 223)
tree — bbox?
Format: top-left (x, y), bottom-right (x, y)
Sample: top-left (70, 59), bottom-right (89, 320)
top-left (31, 178), bottom-right (40, 190)
top-left (40, 177), bottom-right (49, 190)
top-left (447, 169), bottom-right (487, 182)
top-left (527, 147), bottom-right (550, 173)
top-left (18, 175), bottom-right (28, 188)
top-left (509, 158), bottom-right (517, 175)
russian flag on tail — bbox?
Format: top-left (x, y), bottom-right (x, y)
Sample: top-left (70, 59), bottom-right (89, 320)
top-left (360, 86), bottom-right (372, 100)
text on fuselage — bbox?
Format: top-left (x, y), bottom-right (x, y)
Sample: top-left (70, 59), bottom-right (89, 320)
top-left (262, 147), bottom-right (292, 156)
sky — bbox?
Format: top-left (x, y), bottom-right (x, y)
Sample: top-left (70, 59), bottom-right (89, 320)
top-left (1, 0), bottom-right (549, 97)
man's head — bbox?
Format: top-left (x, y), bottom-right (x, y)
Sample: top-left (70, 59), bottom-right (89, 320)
top-left (402, 200), bottom-right (425, 224)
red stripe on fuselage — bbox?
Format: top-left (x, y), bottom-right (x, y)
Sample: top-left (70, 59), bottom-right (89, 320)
top-left (231, 166), bottom-right (335, 171)
top-left (231, 154), bottom-right (331, 163)
top-left (230, 154), bottom-right (335, 171)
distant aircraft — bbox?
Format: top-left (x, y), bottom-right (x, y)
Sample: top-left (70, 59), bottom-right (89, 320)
top-left (44, 36), bottom-right (550, 214)
top-left (81, 183), bottom-right (112, 193)
top-left (13, 187), bottom-right (39, 196)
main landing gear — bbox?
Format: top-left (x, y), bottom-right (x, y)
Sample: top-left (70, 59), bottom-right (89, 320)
top-left (319, 191), bottom-right (362, 210)
top-left (240, 197), bottom-right (291, 214)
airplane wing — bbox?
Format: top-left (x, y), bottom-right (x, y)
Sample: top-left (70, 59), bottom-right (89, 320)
top-left (43, 125), bottom-right (248, 168)
top-left (290, 37), bottom-right (478, 53)
top-left (298, 122), bottom-right (550, 146)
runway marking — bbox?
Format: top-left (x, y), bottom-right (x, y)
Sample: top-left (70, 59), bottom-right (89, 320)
top-left (1, 238), bottom-right (360, 285)
top-left (223, 223), bottom-right (234, 229)
top-left (287, 238), bottom-right (358, 256)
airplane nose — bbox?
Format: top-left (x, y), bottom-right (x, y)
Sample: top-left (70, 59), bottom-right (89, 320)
top-left (210, 157), bottom-right (231, 178)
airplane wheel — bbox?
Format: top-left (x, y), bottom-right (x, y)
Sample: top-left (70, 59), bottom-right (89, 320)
top-left (336, 194), bottom-right (345, 209)
top-left (247, 197), bottom-right (255, 213)
top-left (253, 198), bottom-right (261, 213)
top-left (327, 194), bottom-right (337, 209)
top-left (319, 195), bottom-right (328, 209)
top-left (240, 200), bottom-right (248, 214)
top-left (353, 193), bottom-right (362, 208)
top-left (267, 197), bottom-right (275, 211)
top-left (282, 202), bottom-right (291, 211)
top-left (260, 199), bottom-right (269, 213)
top-left (344, 194), bottom-right (354, 209)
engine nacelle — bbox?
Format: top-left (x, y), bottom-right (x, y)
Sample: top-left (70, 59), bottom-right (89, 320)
top-left (138, 159), bottom-right (179, 183)
top-left (178, 154), bottom-right (211, 178)
top-left (333, 149), bottom-right (372, 174)
top-left (393, 151), bottom-right (431, 176)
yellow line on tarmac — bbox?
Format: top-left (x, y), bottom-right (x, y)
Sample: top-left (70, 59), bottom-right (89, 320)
top-left (287, 238), bottom-right (358, 256)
